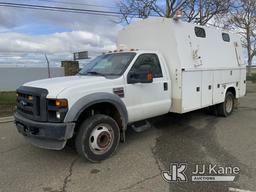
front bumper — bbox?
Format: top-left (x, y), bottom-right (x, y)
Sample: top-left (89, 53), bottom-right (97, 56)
top-left (14, 113), bottom-right (75, 150)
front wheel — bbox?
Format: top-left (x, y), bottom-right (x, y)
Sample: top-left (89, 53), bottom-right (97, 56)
top-left (217, 92), bottom-right (235, 117)
top-left (75, 114), bottom-right (120, 162)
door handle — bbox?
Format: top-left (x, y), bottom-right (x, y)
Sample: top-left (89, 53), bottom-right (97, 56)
top-left (164, 82), bottom-right (168, 91)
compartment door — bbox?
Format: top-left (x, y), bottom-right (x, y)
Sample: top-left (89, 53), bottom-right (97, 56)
top-left (182, 71), bottom-right (202, 112)
top-left (239, 68), bottom-right (246, 97)
top-left (202, 71), bottom-right (213, 107)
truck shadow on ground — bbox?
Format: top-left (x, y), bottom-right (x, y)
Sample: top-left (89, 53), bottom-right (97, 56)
top-left (55, 108), bottom-right (254, 192)
top-left (149, 110), bottom-right (253, 192)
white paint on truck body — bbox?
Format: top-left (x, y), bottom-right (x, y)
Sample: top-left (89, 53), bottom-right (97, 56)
top-left (117, 17), bottom-right (246, 114)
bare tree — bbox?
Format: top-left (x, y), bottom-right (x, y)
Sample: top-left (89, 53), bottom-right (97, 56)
top-left (228, 0), bottom-right (256, 76)
top-left (119, 0), bottom-right (186, 24)
top-left (119, 0), bottom-right (233, 25)
top-left (165, 0), bottom-right (187, 18)
top-left (183, 0), bottom-right (233, 25)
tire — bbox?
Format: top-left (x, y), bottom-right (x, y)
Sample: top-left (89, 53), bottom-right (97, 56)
top-left (217, 92), bottom-right (235, 117)
top-left (75, 114), bottom-right (120, 162)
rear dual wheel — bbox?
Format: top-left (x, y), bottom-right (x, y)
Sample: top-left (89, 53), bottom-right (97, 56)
top-left (217, 91), bottom-right (235, 117)
top-left (75, 114), bottom-right (120, 162)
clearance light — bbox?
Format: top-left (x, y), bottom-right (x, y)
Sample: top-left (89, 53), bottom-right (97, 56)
top-left (55, 99), bottom-right (68, 108)
top-left (175, 10), bottom-right (183, 20)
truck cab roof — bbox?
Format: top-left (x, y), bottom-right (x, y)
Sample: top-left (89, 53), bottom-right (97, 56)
top-left (103, 49), bottom-right (161, 55)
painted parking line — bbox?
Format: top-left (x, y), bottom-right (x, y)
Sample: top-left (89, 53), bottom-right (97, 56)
top-left (229, 187), bottom-right (256, 192)
top-left (0, 116), bottom-right (14, 123)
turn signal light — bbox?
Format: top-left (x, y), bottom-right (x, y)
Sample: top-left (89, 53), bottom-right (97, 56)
top-left (55, 99), bottom-right (68, 108)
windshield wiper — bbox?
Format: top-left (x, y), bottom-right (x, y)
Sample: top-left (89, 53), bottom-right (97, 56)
top-left (85, 71), bottom-right (106, 76)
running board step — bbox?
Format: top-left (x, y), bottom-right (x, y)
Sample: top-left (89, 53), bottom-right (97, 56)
top-left (131, 120), bottom-right (152, 133)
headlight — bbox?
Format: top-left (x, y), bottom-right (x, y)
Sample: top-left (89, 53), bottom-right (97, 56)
top-left (47, 99), bottom-right (68, 122)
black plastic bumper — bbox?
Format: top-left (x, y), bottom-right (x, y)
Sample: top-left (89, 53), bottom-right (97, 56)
top-left (14, 113), bottom-right (75, 150)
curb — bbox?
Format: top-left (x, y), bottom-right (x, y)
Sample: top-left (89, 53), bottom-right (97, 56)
top-left (0, 116), bottom-right (14, 123)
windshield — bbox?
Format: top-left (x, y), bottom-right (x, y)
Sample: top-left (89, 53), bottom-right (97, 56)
top-left (79, 52), bottom-right (136, 77)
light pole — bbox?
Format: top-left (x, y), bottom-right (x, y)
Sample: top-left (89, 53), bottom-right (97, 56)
top-left (45, 54), bottom-right (51, 78)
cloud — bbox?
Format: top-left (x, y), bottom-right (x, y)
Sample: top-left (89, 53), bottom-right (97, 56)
top-left (0, 30), bottom-right (116, 53)
top-left (0, 8), bottom-right (17, 28)
top-left (0, 30), bottom-right (118, 66)
top-left (0, 0), bottom-right (122, 66)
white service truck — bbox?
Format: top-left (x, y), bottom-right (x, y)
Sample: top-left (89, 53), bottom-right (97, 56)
top-left (15, 18), bottom-right (246, 162)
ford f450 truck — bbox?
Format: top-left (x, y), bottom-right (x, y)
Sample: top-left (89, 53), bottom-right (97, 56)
top-left (15, 18), bottom-right (246, 162)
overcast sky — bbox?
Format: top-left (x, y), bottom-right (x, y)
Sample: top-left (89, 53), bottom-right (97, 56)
top-left (0, 0), bottom-right (123, 67)
top-left (0, 1), bottom-right (252, 67)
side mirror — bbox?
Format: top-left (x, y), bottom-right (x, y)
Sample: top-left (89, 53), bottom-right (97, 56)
top-left (127, 65), bottom-right (153, 84)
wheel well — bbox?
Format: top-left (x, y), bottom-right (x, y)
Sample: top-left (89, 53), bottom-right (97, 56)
top-left (75, 102), bottom-right (123, 135)
top-left (227, 87), bottom-right (236, 98)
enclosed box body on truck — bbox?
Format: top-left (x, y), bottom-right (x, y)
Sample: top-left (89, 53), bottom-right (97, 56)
top-left (117, 18), bottom-right (246, 113)
top-left (14, 18), bottom-right (246, 162)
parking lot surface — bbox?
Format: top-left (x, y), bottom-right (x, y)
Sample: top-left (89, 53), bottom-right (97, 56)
top-left (0, 83), bottom-right (256, 192)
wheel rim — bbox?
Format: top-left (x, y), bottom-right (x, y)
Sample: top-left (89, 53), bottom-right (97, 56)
top-left (89, 124), bottom-right (114, 155)
top-left (225, 95), bottom-right (233, 114)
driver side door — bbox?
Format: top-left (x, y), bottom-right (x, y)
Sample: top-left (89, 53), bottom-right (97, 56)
top-left (124, 53), bottom-right (171, 123)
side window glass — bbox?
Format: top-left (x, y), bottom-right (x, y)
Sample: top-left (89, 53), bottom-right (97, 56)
top-left (195, 27), bottom-right (206, 38)
top-left (222, 33), bottom-right (230, 42)
top-left (130, 54), bottom-right (163, 78)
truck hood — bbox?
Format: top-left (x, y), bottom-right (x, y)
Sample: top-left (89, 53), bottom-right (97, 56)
top-left (24, 75), bottom-right (106, 98)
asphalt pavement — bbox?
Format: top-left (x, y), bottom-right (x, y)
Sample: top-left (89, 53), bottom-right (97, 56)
top-left (0, 83), bottom-right (256, 192)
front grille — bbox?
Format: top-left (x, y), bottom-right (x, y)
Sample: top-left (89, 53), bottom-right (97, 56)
top-left (17, 94), bottom-right (39, 115)
top-left (16, 86), bottom-right (48, 122)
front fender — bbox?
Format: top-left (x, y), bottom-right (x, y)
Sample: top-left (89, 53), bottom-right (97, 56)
top-left (64, 92), bottom-right (128, 131)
